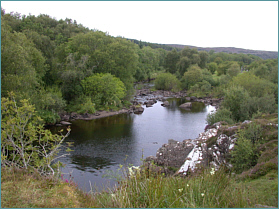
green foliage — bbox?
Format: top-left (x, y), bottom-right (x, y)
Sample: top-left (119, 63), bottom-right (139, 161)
top-left (38, 110), bottom-right (61, 125)
top-left (181, 65), bottom-right (203, 90)
top-left (230, 72), bottom-right (276, 98)
top-left (190, 80), bottom-right (211, 96)
top-left (1, 93), bottom-right (71, 175)
top-left (1, 18), bottom-right (46, 98)
top-left (81, 73), bottom-right (126, 108)
top-left (230, 129), bottom-right (259, 173)
top-left (198, 51), bottom-right (209, 69)
top-left (227, 62), bottom-right (241, 77)
top-left (154, 73), bottom-right (181, 91)
top-left (206, 108), bottom-right (235, 125)
top-left (164, 49), bottom-right (180, 74)
top-left (135, 46), bottom-right (160, 81)
top-left (222, 85), bottom-right (251, 122)
top-left (208, 62), bottom-right (218, 74)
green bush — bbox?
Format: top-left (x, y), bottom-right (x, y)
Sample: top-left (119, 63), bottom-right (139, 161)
top-left (206, 108), bottom-right (235, 125)
top-left (154, 72), bottom-right (181, 91)
top-left (81, 73), bottom-right (126, 108)
top-left (230, 129), bottom-right (259, 173)
top-left (67, 95), bottom-right (95, 114)
top-left (38, 110), bottom-right (61, 125)
top-left (1, 92), bottom-right (71, 175)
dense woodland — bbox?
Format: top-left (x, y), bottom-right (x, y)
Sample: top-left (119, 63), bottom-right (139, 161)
top-left (1, 8), bottom-right (278, 127)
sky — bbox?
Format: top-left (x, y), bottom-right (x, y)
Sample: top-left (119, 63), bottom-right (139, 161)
top-left (1, 1), bottom-right (278, 52)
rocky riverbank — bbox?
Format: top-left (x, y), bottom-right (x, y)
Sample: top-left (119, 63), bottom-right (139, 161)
top-left (143, 121), bottom-right (240, 176)
top-left (144, 117), bottom-right (278, 177)
top-left (56, 88), bottom-right (222, 126)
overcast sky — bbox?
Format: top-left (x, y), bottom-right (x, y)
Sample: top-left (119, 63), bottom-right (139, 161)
top-left (1, 1), bottom-right (278, 51)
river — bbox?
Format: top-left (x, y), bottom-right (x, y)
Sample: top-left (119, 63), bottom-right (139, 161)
top-left (52, 98), bottom-right (215, 192)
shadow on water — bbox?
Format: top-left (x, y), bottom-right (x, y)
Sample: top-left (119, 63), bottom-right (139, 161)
top-left (51, 98), bottom-right (215, 192)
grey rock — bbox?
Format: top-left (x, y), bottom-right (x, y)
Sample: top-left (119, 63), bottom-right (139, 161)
top-left (179, 102), bottom-right (192, 109)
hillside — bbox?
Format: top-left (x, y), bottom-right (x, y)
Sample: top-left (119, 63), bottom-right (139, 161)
top-left (167, 44), bottom-right (278, 60)
top-left (127, 38), bottom-right (278, 60)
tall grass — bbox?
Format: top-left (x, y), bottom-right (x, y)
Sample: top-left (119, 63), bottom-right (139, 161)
top-left (91, 167), bottom-right (253, 208)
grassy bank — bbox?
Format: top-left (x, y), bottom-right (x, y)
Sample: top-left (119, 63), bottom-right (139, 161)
top-left (1, 165), bottom-right (277, 208)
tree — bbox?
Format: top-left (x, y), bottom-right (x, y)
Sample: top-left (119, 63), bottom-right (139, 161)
top-left (154, 73), bottom-right (181, 91)
top-left (81, 73), bottom-right (126, 108)
top-left (1, 92), bottom-right (71, 175)
top-left (227, 62), bottom-right (240, 77)
top-left (198, 51), bottom-right (209, 69)
top-left (222, 85), bottom-right (250, 122)
top-left (1, 19), bottom-right (46, 100)
top-left (230, 72), bottom-right (276, 98)
top-left (181, 65), bottom-right (203, 90)
top-left (165, 49), bottom-right (180, 74)
top-left (177, 56), bottom-right (191, 77)
top-left (208, 62), bottom-right (218, 74)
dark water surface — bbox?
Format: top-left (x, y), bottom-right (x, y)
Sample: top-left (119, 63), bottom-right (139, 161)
top-left (53, 98), bottom-right (215, 192)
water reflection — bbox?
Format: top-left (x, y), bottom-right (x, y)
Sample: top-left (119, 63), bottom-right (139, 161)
top-left (53, 98), bottom-right (215, 192)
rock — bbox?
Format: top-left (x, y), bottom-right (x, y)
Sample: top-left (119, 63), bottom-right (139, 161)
top-left (190, 96), bottom-right (197, 101)
top-left (179, 102), bottom-right (192, 109)
top-left (134, 106), bottom-right (144, 114)
top-left (70, 112), bottom-right (78, 119)
top-left (155, 139), bottom-right (194, 168)
top-left (60, 121), bottom-right (72, 125)
top-left (161, 101), bottom-right (169, 107)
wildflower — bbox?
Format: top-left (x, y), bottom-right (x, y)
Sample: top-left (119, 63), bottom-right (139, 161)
top-left (111, 194), bottom-right (116, 198)
top-left (65, 179), bottom-right (69, 183)
top-left (128, 167), bottom-right (135, 177)
top-left (178, 188), bottom-right (183, 193)
top-left (187, 184), bottom-right (189, 187)
top-left (201, 193), bottom-right (205, 197)
top-left (210, 167), bottom-right (215, 175)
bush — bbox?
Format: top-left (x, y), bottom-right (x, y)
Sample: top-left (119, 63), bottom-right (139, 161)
top-left (206, 108), bottom-right (235, 125)
top-left (38, 110), bottom-right (61, 125)
top-left (181, 65), bottom-right (203, 90)
top-left (154, 72), bottom-right (181, 91)
top-left (230, 128), bottom-right (259, 173)
top-left (1, 92), bottom-right (71, 175)
top-left (67, 95), bottom-right (96, 114)
top-left (81, 73), bottom-right (126, 108)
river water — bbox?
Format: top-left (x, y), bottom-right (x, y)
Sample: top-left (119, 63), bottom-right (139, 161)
top-left (53, 98), bottom-right (215, 192)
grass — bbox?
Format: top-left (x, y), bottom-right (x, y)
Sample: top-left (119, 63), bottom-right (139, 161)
top-left (2, 165), bottom-right (277, 208)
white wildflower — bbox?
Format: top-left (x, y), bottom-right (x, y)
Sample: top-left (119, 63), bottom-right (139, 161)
top-left (111, 194), bottom-right (116, 198)
top-left (128, 167), bottom-right (135, 177)
top-left (210, 167), bottom-right (215, 175)
top-left (187, 184), bottom-right (189, 187)
top-left (178, 188), bottom-right (183, 193)
top-left (201, 193), bottom-right (205, 197)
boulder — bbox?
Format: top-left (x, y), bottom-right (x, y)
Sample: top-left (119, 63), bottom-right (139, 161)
top-left (161, 101), bottom-right (169, 107)
top-left (190, 96), bottom-right (197, 101)
top-left (179, 102), bottom-right (192, 109)
top-left (134, 106), bottom-right (144, 114)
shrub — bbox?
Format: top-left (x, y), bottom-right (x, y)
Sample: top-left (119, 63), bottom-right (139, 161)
top-left (1, 92), bottom-right (71, 175)
top-left (38, 110), bottom-right (61, 125)
top-left (222, 85), bottom-right (250, 122)
top-left (206, 108), bottom-right (235, 125)
top-left (81, 73), bottom-right (126, 108)
top-left (230, 129), bottom-right (259, 173)
top-left (154, 72), bottom-right (181, 91)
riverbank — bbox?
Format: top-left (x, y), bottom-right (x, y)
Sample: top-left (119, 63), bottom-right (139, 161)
top-left (56, 89), bottom-right (222, 126)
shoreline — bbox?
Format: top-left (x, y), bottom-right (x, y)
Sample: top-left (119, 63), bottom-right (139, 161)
top-left (56, 89), bottom-right (222, 126)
